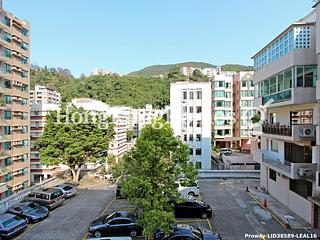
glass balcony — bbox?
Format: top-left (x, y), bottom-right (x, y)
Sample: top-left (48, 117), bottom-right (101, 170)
top-left (262, 89), bottom-right (291, 105)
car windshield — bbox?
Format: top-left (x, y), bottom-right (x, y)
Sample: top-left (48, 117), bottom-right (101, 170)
top-left (2, 216), bottom-right (22, 228)
top-left (62, 186), bottom-right (73, 191)
top-left (23, 203), bottom-right (38, 213)
top-left (194, 199), bottom-right (206, 207)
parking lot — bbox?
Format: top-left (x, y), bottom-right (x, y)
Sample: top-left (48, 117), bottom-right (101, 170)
top-left (12, 179), bottom-right (319, 240)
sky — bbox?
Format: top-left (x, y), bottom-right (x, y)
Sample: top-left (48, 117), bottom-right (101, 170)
top-left (5, 0), bottom-right (313, 77)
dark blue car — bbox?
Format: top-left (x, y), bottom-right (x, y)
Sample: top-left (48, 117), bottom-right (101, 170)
top-left (0, 213), bottom-right (28, 238)
top-left (154, 224), bottom-right (221, 240)
top-left (7, 201), bottom-right (49, 223)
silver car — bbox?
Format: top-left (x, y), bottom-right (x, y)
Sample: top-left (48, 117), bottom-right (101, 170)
top-left (53, 184), bottom-right (77, 198)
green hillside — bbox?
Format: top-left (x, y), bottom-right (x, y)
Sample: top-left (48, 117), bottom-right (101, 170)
top-left (129, 62), bottom-right (253, 77)
top-left (129, 62), bottom-right (215, 77)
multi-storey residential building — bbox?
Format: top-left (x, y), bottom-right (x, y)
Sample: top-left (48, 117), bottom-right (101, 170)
top-left (71, 98), bottom-right (131, 161)
top-left (92, 68), bottom-right (124, 77)
top-left (180, 66), bottom-right (220, 78)
top-left (30, 103), bottom-right (68, 183)
top-left (232, 72), bottom-right (256, 151)
top-left (30, 85), bottom-right (61, 105)
top-left (0, 6), bottom-right (30, 198)
top-left (170, 82), bottom-right (212, 170)
top-left (252, 4), bottom-right (320, 227)
top-left (132, 104), bottom-right (166, 136)
top-left (211, 73), bottom-right (234, 148)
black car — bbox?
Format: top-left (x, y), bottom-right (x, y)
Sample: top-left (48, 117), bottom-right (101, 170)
top-left (0, 213), bottom-right (28, 239)
top-left (8, 201), bottom-right (49, 223)
top-left (174, 197), bottom-right (212, 219)
top-left (88, 211), bottom-right (142, 238)
top-left (154, 224), bottom-right (221, 240)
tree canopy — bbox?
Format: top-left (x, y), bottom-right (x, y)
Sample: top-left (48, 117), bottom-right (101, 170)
top-left (37, 105), bottom-right (115, 182)
top-left (114, 118), bottom-right (197, 236)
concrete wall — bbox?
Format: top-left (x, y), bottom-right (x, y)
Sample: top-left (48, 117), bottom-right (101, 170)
top-left (288, 190), bottom-right (312, 223)
top-left (198, 170), bottom-right (260, 179)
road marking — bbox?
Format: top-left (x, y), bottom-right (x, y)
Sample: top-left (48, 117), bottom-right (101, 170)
top-left (176, 219), bottom-right (208, 223)
top-left (207, 218), bottom-right (213, 230)
top-left (246, 191), bottom-right (287, 229)
top-left (14, 221), bottom-right (41, 240)
top-left (82, 197), bottom-right (115, 240)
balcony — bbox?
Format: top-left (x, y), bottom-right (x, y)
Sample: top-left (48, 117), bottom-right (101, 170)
top-left (0, 183), bottom-right (7, 193)
top-left (262, 150), bottom-right (317, 179)
top-left (261, 123), bottom-right (316, 142)
top-left (258, 87), bottom-right (316, 108)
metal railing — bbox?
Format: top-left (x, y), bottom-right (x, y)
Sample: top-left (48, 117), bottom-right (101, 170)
top-left (262, 122), bottom-right (292, 136)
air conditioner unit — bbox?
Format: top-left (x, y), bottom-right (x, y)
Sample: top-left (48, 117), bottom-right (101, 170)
top-left (297, 168), bottom-right (313, 177)
top-left (299, 127), bottom-right (315, 137)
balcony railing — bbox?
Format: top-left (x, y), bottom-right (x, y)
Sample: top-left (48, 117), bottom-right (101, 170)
top-left (262, 122), bottom-right (292, 136)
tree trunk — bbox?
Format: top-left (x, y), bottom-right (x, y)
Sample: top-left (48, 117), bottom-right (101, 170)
top-left (70, 166), bottom-right (81, 184)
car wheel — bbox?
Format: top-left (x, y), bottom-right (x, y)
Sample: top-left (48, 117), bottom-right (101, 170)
top-left (188, 192), bottom-right (195, 196)
top-left (201, 213), bottom-right (208, 219)
top-left (130, 229), bottom-right (137, 237)
top-left (94, 231), bottom-right (102, 238)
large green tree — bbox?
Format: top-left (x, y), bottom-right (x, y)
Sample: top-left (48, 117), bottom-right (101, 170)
top-left (115, 118), bottom-right (197, 236)
top-left (37, 105), bottom-right (115, 183)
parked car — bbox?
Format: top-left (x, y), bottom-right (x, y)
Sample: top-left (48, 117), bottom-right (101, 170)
top-left (175, 181), bottom-right (199, 196)
top-left (7, 201), bottom-right (49, 223)
top-left (88, 211), bottom-right (142, 238)
top-left (154, 224), bottom-right (221, 240)
top-left (173, 197), bottom-right (212, 219)
top-left (220, 148), bottom-right (232, 156)
top-left (23, 188), bottom-right (65, 210)
top-left (53, 184), bottom-right (77, 198)
top-left (88, 237), bottom-right (132, 240)
top-left (0, 213), bottom-right (28, 239)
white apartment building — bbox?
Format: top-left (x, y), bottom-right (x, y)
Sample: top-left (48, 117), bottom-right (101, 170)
top-left (252, 4), bottom-right (320, 227)
top-left (132, 104), bottom-right (166, 136)
top-left (30, 103), bottom-right (69, 183)
top-left (71, 98), bottom-right (131, 161)
top-left (212, 73), bottom-right (234, 148)
top-left (92, 68), bottom-right (124, 77)
top-left (180, 66), bottom-right (221, 78)
top-left (30, 85), bottom-right (61, 105)
top-left (170, 82), bottom-right (212, 170)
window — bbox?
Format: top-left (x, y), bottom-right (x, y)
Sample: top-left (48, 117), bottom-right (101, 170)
top-left (196, 106), bottom-right (202, 113)
top-left (4, 80), bottom-right (11, 89)
top-left (4, 126), bottom-right (11, 135)
top-left (289, 179), bottom-right (312, 199)
top-left (189, 148), bottom-right (193, 155)
top-left (3, 48), bottom-right (11, 58)
top-left (5, 158), bottom-right (12, 167)
top-left (189, 121), bottom-right (193, 127)
top-left (195, 148), bottom-right (202, 155)
top-left (284, 69), bottom-right (292, 89)
top-left (22, 140), bottom-right (28, 147)
top-left (269, 169), bottom-right (277, 181)
top-left (189, 91), bottom-right (194, 100)
top-left (225, 92), bottom-right (231, 98)
top-left (21, 42), bottom-right (28, 51)
top-left (21, 70), bottom-right (28, 78)
top-left (4, 142), bottom-right (11, 150)
top-left (242, 81), bottom-right (247, 87)
top-left (182, 91), bottom-right (187, 100)
top-left (182, 106), bottom-right (187, 113)
top-left (5, 173), bottom-right (12, 182)
top-left (196, 134), bottom-right (201, 141)
top-left (3, 32), bottom-right (11, 42)
top-left (3, 16), bottom-right (10, 27)
top-left (4, 110), bottom-right (11, 120)
top-left (214, 101), bottom-right (224, 107)
top-left (195, 162), bottom-right (202, 169)
top-left (225, 101), bottom-right (231, 107)
top-left (296, 66), bottom-right (304, 87)
top-left (21, 56), bottom-right (28, 64)
top-left (270, 76), bottom-right (277, 94)
top-left (22, 168), bottom-right (28, 176)
top-left (4, 63), bottom-right (11, 73)
top-left (215, 81), bottom-right (224, 88)
top-left (215, 120), bottom-right (224, 126)
top-left (196, 91), bottom-right (202, 99)
top-left (51, 190), bottom-right (63, 199)
top-left (214, 91), bottom-right (224, 97)
top-left (21, 98), bottom-right (28, 106)
top-left (21, 28), bottom-right (28, 36)
top-left (189, 134), bottom-right (193, 141)
top-left (4, 95), bottom-right (11, 104)
top-left (290, 109), bottom-right (312, 125)
top-left (189, 106), bottom-right (193, 113)
top-left (270, 140), bottom-right (279, 152)
top-left (270, 113), bottom-right (277, 124)
top-left (196, 120), bottom-right (202, 127)
top-left (226, 82), bottom-right (232, 88)
top-left (183, 135), bottom-right (187, 141)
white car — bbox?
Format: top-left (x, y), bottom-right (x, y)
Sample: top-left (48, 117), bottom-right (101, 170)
top-left (175, 181), bottom-right (199, 196)
top-left (220, 148), bottom-right (232, 156)
top-left (53, 184), bottom-right (77, 198)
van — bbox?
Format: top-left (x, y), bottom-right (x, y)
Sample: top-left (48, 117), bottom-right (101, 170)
top-left (220, 148), bottom-right (232, 156)
top-left (24, 188), bottom-right (65, 210)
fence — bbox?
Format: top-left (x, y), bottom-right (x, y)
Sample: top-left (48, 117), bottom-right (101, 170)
top-left (0, 177), bottom-right (62, 215)
top-left (198, 170), bottom-right (260, 179)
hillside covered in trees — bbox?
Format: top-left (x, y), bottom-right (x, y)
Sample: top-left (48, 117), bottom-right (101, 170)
top-left (30, 65), bottom-right (170, 109)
